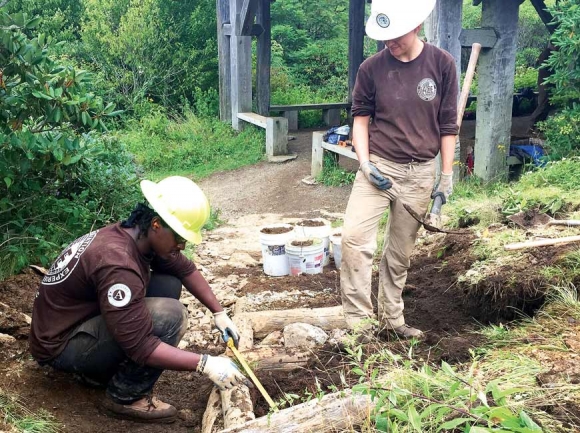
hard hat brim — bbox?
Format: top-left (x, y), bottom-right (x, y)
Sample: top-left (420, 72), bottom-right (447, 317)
top-left (140, 179), bottom-right (204, 244)
top-left (365, 0), bottom-right (436, 41)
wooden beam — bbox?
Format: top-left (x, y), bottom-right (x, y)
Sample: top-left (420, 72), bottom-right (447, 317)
top-left (223, 23), bottom-right (263, 36)
top-left (239, 0), bottom-right (260, 36)
top-left (459, 28), bottom-right (498, 48)
top-left (348, 0), bottom-right (365, 103)
top-left (529, 0), bottom-right (556, 34)
top-left (474, 0), bottom-right (519, 182)
top-left (230, 0), bottom-right (252, 130)
top-left (256, 0), bottom-right (271, 115)
top-left (473, 0), bottom-right (482, 5)
top-left (270, 103), bottom-right (351, 111)
top-left (217, 0), bottom-right (232, 122)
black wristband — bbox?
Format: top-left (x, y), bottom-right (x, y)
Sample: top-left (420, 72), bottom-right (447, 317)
top-left (196, 354), bottom-right (208, 373)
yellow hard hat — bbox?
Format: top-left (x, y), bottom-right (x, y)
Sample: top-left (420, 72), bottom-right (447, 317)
top-left (140, 176), bottom-right (210, 244)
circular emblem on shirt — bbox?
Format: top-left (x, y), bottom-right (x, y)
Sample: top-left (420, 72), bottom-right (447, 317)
top-left (108, 284), bottom-right (132, 307)
top-left (417, 78), bottom-right (437, 101)
top-left (43, 230), bottom-right (99, 285)
top-left (376, 14), bottom-right (390, 28)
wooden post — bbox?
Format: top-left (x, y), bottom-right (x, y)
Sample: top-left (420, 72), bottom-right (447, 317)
top-left (230, 0), bottom-right (252, 130)
top-left (311, 131), bottom-right (324, 178)
top-left (256, 0), bottom-right (270, 116)
top-left (284, 110), bottom-right (298, 130)
top-left (348, 0), bottom-right (365, 104)
top-left (266, 117), bottom-right (288, 158)
top-left (323, 108), bottom-right (341, 127)
top-left (217, 0), bottom-right (232, 122)
top-left (474, 0), bottom-right (519, 182)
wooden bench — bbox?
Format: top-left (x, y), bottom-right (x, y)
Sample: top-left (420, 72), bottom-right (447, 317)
top-left (237, 112), bottom-right (296, 162)
top-left (270, 103), bottom-right (351, 130)
top-left (311, 131), bottom-right (357, 178)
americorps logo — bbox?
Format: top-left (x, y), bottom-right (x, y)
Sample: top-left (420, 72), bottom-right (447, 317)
top-left (42, 230), bottom-right (99, 285)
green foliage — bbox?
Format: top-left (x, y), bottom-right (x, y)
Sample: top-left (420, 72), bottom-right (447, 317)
top-left (317, 154), bottom-right (355, 186)
top-left (120, 111), bottom-right (265, 180)
top-left (0, 390), bottom-right (60, 433)
top-left (0, 11), bottom-right (138, 279)
top-left (513, 66), bottom-right (538, 91)
top-left (538, 105), bottom-right (580, 159)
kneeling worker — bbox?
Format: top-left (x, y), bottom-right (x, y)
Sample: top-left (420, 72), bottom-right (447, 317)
top-left (30, 176), bottom-right (249, 423)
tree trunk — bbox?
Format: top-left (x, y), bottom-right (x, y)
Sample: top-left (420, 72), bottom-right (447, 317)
top-left (232, 347), bottom-right (311, 371)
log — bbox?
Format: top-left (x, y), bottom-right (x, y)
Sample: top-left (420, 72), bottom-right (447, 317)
top-left (548, 220), bottom-right (580, 227)
top-left (504, 235), bottom-right (580, 251)
top-left (232, 347), bottom-right (311, 372)
top-left (221, 385), bottom-right (255, 429)
top-left (244, 306), bottom-right (347, 338)
top-left (219, 388), bottom-right (372, 433)
top-left (201, 388), bottom-right (222, 433)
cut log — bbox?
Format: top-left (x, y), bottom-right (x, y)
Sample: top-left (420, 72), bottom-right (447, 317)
top-left (504, 235), bottom-right (580, 251)
top-left (202, 388), bottom-right (222, 433)
top-left (219, 388), bottom-right (372, 433)
top-left (221, 385), bottom-right (255, 429)
top-left (244, 306), bottom-right (347, 338)
top-left (229, 347), bottom-right (311, 372)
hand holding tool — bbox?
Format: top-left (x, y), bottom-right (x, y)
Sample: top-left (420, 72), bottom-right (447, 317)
top-left (226, 338), bottom-right (279, 412)
top-left (360, 161), bottom-right (392, 190)
top-left (196, 354), bottom-right (250, 391)
top-left (214, 311), bottom-right (240, 348)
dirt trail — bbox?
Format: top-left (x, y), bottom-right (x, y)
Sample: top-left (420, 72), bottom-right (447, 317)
top-left (0, 120), bottom-right (538, 432)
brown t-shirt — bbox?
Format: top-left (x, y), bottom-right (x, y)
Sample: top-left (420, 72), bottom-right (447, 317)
top-left (29, 223), bottom-right (196, 365)
top-left (351, 43), bottom-right (459, 163)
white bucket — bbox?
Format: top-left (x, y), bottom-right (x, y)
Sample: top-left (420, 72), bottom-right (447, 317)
top-left (286, 237), bottom-right (324, 276)
top-left (294, 219), bottom-right (331, 266)
top-left (259, 224), bottom-right (295, 276)
top-left (330, 234), bottom-right (342, 269)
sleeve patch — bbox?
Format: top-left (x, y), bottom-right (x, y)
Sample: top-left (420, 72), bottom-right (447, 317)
top-left (107, 284), bottom-right (132, 307)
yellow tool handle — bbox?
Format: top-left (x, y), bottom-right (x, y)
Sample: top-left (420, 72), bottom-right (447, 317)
top-left (227, 339), bottom-right (279, 411)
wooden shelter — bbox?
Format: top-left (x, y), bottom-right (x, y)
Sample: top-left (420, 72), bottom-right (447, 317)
top-left (217, 0), bottom-right (552, 181)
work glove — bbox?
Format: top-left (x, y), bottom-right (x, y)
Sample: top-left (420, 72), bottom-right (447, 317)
top-left (213, 311), bottom-right (240, 348)
top-left (360, 161), bottom-right (392, 191)
top-left (196, 354), bottom-right (250, 390)
top-left (432, 172), bottom-right (453, 203)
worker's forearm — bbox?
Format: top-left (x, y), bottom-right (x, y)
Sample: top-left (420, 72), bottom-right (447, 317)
top-left (440, 135), bottom-right (456, 174)
top-left (182, 270), bottom-right (222, 314)
top-left (146, 341), bottom-right (201, 371)
top-left (352, 115), bottom-right (371, 164)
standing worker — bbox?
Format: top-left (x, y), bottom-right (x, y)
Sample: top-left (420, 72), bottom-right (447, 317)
top-left (30, 176), bottom-right (250, 423)
top-left (341, 0), bottom-right (458, 339)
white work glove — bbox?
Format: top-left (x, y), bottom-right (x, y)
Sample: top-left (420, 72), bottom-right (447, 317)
top-left (213, 311), bottom-right (240, 348)
top-left (360, 161), bottom-right (393, 191)
top-left (432, 172), bottom-right (453, 202)
top-left (196, 354), bottom-right (250, 390)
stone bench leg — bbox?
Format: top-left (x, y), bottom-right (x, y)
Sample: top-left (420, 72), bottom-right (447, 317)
top-left (283, 110), bottom-right (298, 130)
top-left (266, 117), bottom-right (289, 158)
top-left (311, 131), bottom-right (324, 178)
top-left (323, 108), bottom-right (341, 126)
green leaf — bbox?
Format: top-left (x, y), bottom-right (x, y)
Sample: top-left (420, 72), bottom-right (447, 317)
top-left (25, 17), bottom-right (42, 29)
top-left (519, 411), bottom-right (542, 430)
top-left (407, 406), bottom-right (422, 432)
top-left (388, 408), bottom-right (408, 422)
top-left (437, 417), bottom-right (472, 431)
top-left (4, 177), bottom-right (13, 188)
top-left (375, 414), bottom-right (389, 432)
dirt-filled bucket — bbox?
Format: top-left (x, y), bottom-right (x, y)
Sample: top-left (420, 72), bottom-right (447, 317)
top-left (259, 224), bottom-right (295, 276)
top-left (330, 233), bottom-right (342, 269)
top-left (294, 219), bottom-right (331, 266)
top-left (286, 237), bottom-right (324, 276)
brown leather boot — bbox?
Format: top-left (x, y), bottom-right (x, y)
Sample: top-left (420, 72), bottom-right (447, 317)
top-left (102, 395), bottom-right (177, 423)
top-left (392, 324), bottom-right (424, 339)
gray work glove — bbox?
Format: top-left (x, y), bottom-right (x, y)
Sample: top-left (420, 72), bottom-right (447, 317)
top-left (196, 354), bottom-right (250, 390)
top-left (213, 311), bottom-right (240, 348)
top-left (360, 161), bottom-right (392, 190)
top-left (432, 172), bottom-right (453, 202)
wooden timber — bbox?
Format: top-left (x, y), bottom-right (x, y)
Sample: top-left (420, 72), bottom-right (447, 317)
top-left (237, 112), bottom-right (293, 161)
top-left (311, 131), bottom-right (357, 178)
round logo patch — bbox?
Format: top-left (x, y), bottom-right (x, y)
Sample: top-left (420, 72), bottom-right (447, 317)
top-left (43, 230), bottom-right (99, 285)
top-left (376, 13), bottom-right (390, 28)
top-left (107, 284), bottom-right (132, 307)
top-left (417, 78), bottom-right (437, 101)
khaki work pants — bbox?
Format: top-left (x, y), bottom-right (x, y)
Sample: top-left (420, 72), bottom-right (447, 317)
top-left (340, 154), bottom-right (436, 329)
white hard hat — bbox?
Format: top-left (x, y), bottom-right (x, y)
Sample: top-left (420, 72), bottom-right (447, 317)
top-left (140, 176), bottom-right (210, 244)
top-left (365, 0), bottom-right (436, 41)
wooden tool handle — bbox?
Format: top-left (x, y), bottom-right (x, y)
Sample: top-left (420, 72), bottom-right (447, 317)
top-left (504, 235), bottom-right (580, 251)
top-left (457, 43), bottom-right (482, 130)
top-left (547, 220), bottom-right (580, 226)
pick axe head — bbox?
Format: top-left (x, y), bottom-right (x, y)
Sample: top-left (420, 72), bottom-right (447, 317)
top-left (402, 202), bottom-right (467, 235)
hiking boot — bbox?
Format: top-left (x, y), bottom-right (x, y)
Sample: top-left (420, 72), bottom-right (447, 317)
top-left (102, 395), bottom-right (177, 423)
top-left (392, 324), bottom-right (424, 340)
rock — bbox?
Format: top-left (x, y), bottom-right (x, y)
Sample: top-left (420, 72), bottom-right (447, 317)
top-left (181, 296), bottom-right (196, 306)
top-left (228, 251), bottom-right (259, 268)
top-left (0, 333), bottom-right (16, 344)
top-left (283, 323), bottom-right (328, 348)
top-left (178, 340), bottom-right (189, 350)
top-left (260, 331), bottom-right (284, 346)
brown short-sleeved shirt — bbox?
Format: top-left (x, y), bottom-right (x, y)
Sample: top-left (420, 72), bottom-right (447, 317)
top-left (29, 223), bottom-right (196, 365)
top-left (352, 43), bottom-right (459, 163)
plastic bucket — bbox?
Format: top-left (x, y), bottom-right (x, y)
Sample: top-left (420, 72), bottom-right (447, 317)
top-left (330, 234), bottom-right (342, 269)
top-left (294, 219), bottom-right (331, 266)
top-left (259, 224), bottom-right (295, 276)
top-left (286, 237), bottom-right (324, 276)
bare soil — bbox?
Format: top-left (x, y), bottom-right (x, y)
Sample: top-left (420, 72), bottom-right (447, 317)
top-left (0, 118), bottom-right (578, 431)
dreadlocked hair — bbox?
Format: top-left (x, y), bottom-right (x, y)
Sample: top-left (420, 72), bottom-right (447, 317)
top-left (121, 203), bottom-right (160, 238)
